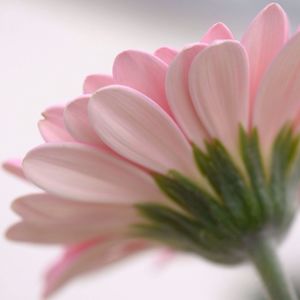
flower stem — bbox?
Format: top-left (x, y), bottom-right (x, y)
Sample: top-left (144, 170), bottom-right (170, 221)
top-left (248, 238), bottom-right (297, 300)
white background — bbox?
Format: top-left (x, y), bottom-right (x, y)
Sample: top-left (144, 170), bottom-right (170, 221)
top-left (1, 1), bottom-right (300, 299)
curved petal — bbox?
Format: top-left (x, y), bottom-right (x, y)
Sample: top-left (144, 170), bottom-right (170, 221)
top-left (23, 143), bottom-right (163, 203)
top-left (2, 159), bottom-right (26, 181)
top-left (166, 43), bottom-right (208, 147)
top-left (201, 23), bottom-right (234, 43)
top-left (89, 86), bottom-right (197, 177)
top-left (189, 41), bottom-right (249, 152)
top-left (41, 106), bottom-right (64, 119)
top-left (83, 74), bottom-right (114, 94)
top-left (7, 221), bottom-right (126, 244)
top-left (43, 238), bottom-right (149, 298)
top-left (154, 47), bottom-right (178, 65)
top-left (113, 50), bottom-right (171, 113)
top-left (11, 193), bottom-right (138, 225)
top-left (242, 3), bottom-right (289, 123)
top-left (254, 32), bottom-right (300, 147)
top-left (39, 106), bottom-right (74, 143)
top-left (64, 96), bottom-right (107, 146)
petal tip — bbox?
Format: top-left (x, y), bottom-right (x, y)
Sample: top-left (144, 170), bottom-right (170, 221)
top-left (261, 2), bottom-right (288, 22)
top-left (114, 49), bottom-right (137, 63)
top-left (5, 224), bottom-right (20, 241)
top-left (201, 22), bottom-right (234, 43)
top-left (11, 199), bottom-right (20, 213)
top-left (211, 22), bottom-right (230, 31)
top-left (83, 74), bottom-right (114, 94)
top-left (265, 2), bottom-right (284, 11)
top-left (3, 159), bottom-right (26, 180)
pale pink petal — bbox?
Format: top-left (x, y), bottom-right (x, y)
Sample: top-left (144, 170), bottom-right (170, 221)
top-left (89, 86), bottom-right (197, 177)
top-left (64, 96), bottom-right (107, 146)
top-left (11, 193), bottom-right (139, 225)
top-left (2, 159), bottom-right (26, 181)
top-left (242, 3), bottom-right (289, 124)
top-left (254, 32), bottom-right (300, 147)
top-left (293, 110), bottom-right (300, 133)
top-left (201, 22), bottom-right (234, 43)
top-left (154, 47), bottom-right (178, 65)
top-left (83, 74), bottom-right (114, 94)
top-left (154, 248), bottom-right (176, 268)
top-left (43, 238), bottom-right (149, 298)
top-left (7, 222), bottom-right (114, 244)
top-left (41, 106), bottom-right (64, 119)
top-left (8, 196), bottom-right (137, 242)
top-left (189, 41), bottom-right (249, 152)
top-left (113, 50), bottom-right (171, 113)
top-left (23, 143), bottom-right (163, 203)
top-left (6, 196), bottom-right (138, 243)
top-left (39, 106), bottom-right (74, 143)
top-left (39, 120), bottom-right (74, 143)
top-left (166, 43), bottom-right (208, 147)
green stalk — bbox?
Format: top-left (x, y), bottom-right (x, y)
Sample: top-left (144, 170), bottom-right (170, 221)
top-left (248, 238), bottom-right (297, 300)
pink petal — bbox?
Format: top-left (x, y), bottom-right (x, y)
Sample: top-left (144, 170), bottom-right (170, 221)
top-left (254, 32), bottom-right (300, 147)
top-left (293, 111), bottom-right (300, 133)
top-left (41, 106), bottom-right (65, 119)
top-left (242, 3), bottom-right (289, 124)
top-left (166, 43), bottom-right (208, 147)
top-left (154, 248), bottom-right (176, 268)
top-left (7, 222), bottom-right (121, 244)
top-left (189, 41), bottom-right (249, 152)
top-left (154, 47), bottom-right (178, 65)
top-left (43, 238), bottom-right (149, 298)
top-left (83, 74), bottom-right (114, 94)
top-left (201, 22), bottom-right (234, 43)
top-left (7, 194), bottom-right (138, 243)
top-left (23, 143), bottom-right (163, 203)
top-left (39, 106), bottom-right (74, 143)
top-left (113, 50), bottom-right (171, 113)
top-left (2, 159), bottom-right (26, 181)
top-left (89, 86), bottom-right (197, 177)
top-left (64, 96), bottom-right (107, 146)
top-left (11, 193), bottom-right (138, 225)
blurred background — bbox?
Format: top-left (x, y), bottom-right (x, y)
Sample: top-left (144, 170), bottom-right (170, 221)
top-left (2, 0), bottom-right (300, 299)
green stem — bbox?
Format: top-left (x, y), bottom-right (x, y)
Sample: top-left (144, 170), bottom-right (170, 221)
top-left (248, 238), bottom-right (297, 300)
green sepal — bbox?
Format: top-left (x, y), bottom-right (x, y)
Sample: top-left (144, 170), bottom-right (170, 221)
top-left (153, 171), bottom-right (240, 238)
top-left (134, 203), bottom-right (245, 264)
top-left (192, 140), bottom-right (256, 230)
top-left (239, 127), bottom-right (272, 226)
top-left (133, 224), bottom-right (243, 265)
top-left (269, 125), bottom-right (300, 227)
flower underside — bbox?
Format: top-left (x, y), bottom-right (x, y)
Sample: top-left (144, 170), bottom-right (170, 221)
top-left (134, 124), bottom-right (300, 265)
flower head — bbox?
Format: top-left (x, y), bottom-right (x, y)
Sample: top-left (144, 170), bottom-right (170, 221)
top-left (4, 2), bottom-right (300, 298)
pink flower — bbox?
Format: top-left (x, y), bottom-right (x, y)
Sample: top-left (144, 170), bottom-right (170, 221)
top-left (5, 2), bottom-right (300, 298)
